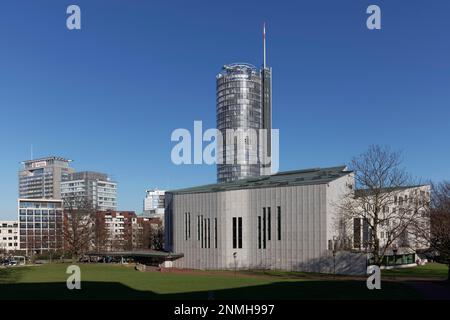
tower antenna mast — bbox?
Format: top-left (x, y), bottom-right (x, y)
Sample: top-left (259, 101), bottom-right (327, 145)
top-left (263, 22), bottom-right (267, 69)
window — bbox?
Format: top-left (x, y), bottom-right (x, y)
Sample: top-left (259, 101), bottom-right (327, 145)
top-left (277, 206), bottom-right (281, 241)
top-left (188, 212), bottom-right (191, 239)
top-left (232, 217), bottom-right (237, 249)
top-left (197, 216), bottom-right (200, 241)
top-left (203, 218), bottom-right (207, 249)
top-left (185, 212), bottom-right (188, 241)
top-left (267, 207), bottom-right (271, 241)
top-left (214, 218), bottom-right (218, 249)
top-left (201, 216), bottom-right (204, 248)
top-left (263, 208), bottom-right (266, 249)
top-left (238, 217), bottom-right (242, 249)
top-left (353, 218), bottom-right (361, 248)
top-left (207, 218), bottom-right (211, 249)
top-left (258, 216), bottom-right (262, 249)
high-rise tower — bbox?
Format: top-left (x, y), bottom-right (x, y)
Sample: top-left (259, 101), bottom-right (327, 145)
top-left (19, 156), bottom-right (75, 199)
top-left (216, 25), bottom-right (272, 183)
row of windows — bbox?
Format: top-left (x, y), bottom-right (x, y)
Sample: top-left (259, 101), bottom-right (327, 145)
top-left (1, 236), bottom-right (17, 240)
top-left (19, 202), bottom-right (62, 209)
top-left (217, 80), bottom-right (260, 91)
top-left (258, 206), bottom-right (281, 249)
top-left (20, 216), bottom-right (62, 222)
top-left (184, 207), bottom-right (282, 251)
top-left (184, 213), bottom-right (219, 249)
top-left (20, 223), bottom-right (62, 229)
top-left (19, 209), bottom-right (63, 214)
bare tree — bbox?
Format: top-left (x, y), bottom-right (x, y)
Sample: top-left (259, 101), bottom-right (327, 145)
top-left (63, 197), bottom-right (96, 260)
top-left (92, 212), bottom-right (108, 252)
top-left (415, 181), bottom-right (450, 280)
top-left (150, 224), bottom-right (164, 251)
top-left (338, 145), bottom-right (429, 266)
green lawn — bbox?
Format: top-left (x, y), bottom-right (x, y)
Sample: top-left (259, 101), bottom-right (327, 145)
top-left (0, 263), bottom-right (433, 300)
top-left (383, 263), bottom-right (449, 280)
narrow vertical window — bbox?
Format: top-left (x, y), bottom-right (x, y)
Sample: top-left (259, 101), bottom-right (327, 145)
top-left (267, 207), bottom-right (271, 241)
top-left (263, 208), bottom-right (266, 249)
top-left (207, 218), bottom-right (211, 248)
top-left (232, 217), bottom-right (237, 249)
top-left (201, 215), bottom-right (204, 248)
top-left (197, 216), bottom-right (200, 241)
top-left (184, 212), bottom-right (187, 241)
top-left (353, 218), bottom-right (361, 249)
top-left (214, 218), bottom-right (218, 249)
top-left (188, 212), bottom-right (191, 239)
top-left (238, 217), bottom-right (242, 249)
top-left (258, 216), bottom-right (261, 249)
top-left (277, 206), bottom-right (281, 241)
top-left (205, 218), bottom-right (207, 248)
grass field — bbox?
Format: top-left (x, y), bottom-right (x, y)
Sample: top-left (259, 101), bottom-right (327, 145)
top-left (383, 263), bottom-right (449, 280)
top-left (0, 263), bottom-right (447, 300)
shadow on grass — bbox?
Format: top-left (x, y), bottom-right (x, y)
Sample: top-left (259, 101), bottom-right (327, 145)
top-left (0, 279), bottom-right (426, 300)
top-left (0, 267), bottom-right (27, 284)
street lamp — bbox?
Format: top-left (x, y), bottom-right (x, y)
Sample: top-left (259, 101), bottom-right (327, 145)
top-left (392, 245), bottom-right (398, 281)
top-left (233, 252), bottom-right (237, 277)
top-left (392, 246), bottom-right (398, 266)
top-left (332, 248), bottom-right (336, 278)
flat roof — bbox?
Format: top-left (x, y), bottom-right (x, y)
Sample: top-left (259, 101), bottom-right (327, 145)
top-left (355, 185), bottom-right (429, 197)
top-left (168, 165), bottom-right (352, 195)
top-left (18, 198), bottom-right (63, 202)
top-left (21, 156), bottom-right (72, 164)
top-left (86, 250), bottom-right (184, 260)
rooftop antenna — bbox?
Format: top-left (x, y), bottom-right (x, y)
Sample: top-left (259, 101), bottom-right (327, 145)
top-left (263, 22), bottom-right (267, 69)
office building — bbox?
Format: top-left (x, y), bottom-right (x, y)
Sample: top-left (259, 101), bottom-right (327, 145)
top-left (165, 166), bottom-right (368, 274)
top-left (0, 221), bottom-right (19, 252)
top-left (18, 198), bottom-right (64, 255)
top-left (19, 156), bottom-right (75, 199)
top-left (96, 211), bottom-right (136, 251)
top-left (61, 171), bottom-right (117, 211)
top-left (143, 189), bottom-right (165, 218)
top-left (353, 185), bottom-right (431, 265)
top-left (216, 25), bottom-right (272, 183)
top-left (132, 216), bottom-right (163, 250)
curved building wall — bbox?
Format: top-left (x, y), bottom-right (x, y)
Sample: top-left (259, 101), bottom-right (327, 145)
top-left (216, 64), bottom-right (262, 183)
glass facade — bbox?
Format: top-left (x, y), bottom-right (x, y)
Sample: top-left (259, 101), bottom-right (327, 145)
top-left (18, 157), bottom-right (74, 199)
top-left (60, 171), bottom-right (117, 211)
top-left (18, 199), bottom-right (64, 254)
top-left (216, 63), bottom-right (264, 183)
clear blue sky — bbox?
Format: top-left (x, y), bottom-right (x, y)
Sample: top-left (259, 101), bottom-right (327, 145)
top-left (0, 0), bottom-right (449, 219)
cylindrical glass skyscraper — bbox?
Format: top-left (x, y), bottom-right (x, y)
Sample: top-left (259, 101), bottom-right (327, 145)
top-left (216, 63), bottom-right (263, 183)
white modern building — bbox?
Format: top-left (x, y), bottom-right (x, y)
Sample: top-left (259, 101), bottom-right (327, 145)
top-left (165, 166), bottom-right (367, 274)
top-left (18, 198), bottom-right (64, 255)
top-left (0, 221), bottom-right (19, 252)
top-left (143, 189), bottom-right (165, 218)
top-left (61, 171), bottom-right (117, 211)
top-left (352, 184), bottom-right (431, 266)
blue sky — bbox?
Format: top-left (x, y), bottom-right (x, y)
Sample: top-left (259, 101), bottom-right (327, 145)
top-left (0, 0), bottom-right (449, 219)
